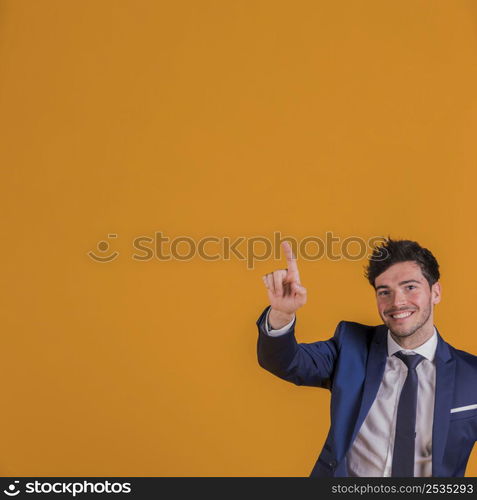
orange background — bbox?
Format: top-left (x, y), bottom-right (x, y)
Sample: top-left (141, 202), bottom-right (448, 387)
top-left (1, 0), bottom-right (477, 476)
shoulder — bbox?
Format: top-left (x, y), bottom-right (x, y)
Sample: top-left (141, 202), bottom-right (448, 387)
top-left (448, 343), bottom-right (477, 368)
top-left (332, 320), bottom-right (384, 348)
top-left (336, 320), bottom-right (382, 335)
top-left (439, 334), bottom-right (477, 378)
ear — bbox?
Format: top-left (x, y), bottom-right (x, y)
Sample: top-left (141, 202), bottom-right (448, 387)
top-left (431, 281), bottom-right (441, 305)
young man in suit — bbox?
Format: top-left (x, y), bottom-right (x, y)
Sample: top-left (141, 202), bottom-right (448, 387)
top-left (257, 238), bottom-right (477, 477)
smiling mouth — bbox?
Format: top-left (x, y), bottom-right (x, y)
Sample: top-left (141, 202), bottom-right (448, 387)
top-left (389, 311), bottom-right (415, 320)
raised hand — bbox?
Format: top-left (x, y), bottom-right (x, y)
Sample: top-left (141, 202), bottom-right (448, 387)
top-left (262, 241), bottom-right (307, 328)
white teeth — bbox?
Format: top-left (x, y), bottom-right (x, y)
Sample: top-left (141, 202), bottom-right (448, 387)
top-left (391, 311), bottom-right (413, 319)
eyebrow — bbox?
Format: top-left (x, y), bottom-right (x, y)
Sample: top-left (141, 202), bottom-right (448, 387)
top-left (376, 279), bottom-right (422, 290)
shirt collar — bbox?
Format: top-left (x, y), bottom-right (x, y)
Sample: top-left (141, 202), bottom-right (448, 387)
top-left (387, 326), bottom-right (438, 362)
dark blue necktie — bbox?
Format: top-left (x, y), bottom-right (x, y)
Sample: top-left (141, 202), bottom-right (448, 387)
top-left (391, 351), bottom-right (425, 477)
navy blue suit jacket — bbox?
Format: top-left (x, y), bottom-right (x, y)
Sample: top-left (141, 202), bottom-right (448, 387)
top-left (256, 306), bottom-right (477, 477)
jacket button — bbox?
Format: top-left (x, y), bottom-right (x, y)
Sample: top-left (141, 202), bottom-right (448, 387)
top-left (329, 460), bottom-right (337, 468)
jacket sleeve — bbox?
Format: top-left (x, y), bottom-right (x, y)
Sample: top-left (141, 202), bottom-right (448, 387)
top-left (256, 306), bottom-right (342, 389)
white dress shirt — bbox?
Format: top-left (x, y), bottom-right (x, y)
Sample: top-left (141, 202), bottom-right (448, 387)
top-left (264, 310), bottom-right (437, 477)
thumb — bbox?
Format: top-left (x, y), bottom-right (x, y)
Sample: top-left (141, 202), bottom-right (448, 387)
top-left (291, 282), bottom-right (307, 296)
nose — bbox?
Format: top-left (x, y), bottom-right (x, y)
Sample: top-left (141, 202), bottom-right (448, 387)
top-left (391, 289), bottom-right (407, 309)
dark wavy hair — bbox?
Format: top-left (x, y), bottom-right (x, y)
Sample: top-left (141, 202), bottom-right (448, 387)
top-left (365, 237), bottom-right (440, 289)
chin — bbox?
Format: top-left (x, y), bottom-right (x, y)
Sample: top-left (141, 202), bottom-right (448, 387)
top-left (389, 328), bottom-right (416, 338)
top-left (382, 318), bottom-right (417, 337)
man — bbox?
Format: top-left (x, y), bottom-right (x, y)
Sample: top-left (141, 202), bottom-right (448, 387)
top-left (257, 238), bottom-right (477, 477)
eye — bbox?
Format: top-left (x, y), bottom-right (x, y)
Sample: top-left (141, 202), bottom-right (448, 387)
top-left (378, 290), bottom-right (389, 296)
top-left (406, 285), bottom-right (416, 290)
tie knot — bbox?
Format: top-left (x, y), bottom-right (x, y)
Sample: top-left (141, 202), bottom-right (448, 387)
top-left (394, 351), bottom-right (425, 370)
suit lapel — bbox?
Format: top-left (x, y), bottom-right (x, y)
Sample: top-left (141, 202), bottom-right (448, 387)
top-left (432, 330), bottom-right (455, 476)
top-left (349, 324), bottom-right (388, 447)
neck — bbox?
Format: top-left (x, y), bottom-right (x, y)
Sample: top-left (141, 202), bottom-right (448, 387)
top-left (390, 322), bottom-right (435, 350)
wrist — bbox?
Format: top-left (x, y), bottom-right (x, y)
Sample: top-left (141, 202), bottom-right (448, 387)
top-left (269, 308), bottom-right (295, 329)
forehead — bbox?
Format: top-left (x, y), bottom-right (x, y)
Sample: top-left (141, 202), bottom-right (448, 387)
top-left (374, 261), bottom-right (425, 286)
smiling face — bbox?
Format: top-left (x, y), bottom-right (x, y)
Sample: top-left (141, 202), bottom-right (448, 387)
top-left (375, 261), bottom-right (441, 346)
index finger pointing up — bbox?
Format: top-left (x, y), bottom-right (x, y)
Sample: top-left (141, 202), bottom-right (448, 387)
top-left (282, 241), bottom-right (300, 284)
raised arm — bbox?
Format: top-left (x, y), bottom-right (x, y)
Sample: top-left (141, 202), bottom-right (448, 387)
top-left (257, 241), bottom-right (339, 388)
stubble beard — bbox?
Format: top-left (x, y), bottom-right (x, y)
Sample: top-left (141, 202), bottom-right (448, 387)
top-left (386, 300), bottom-right (433, 339)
